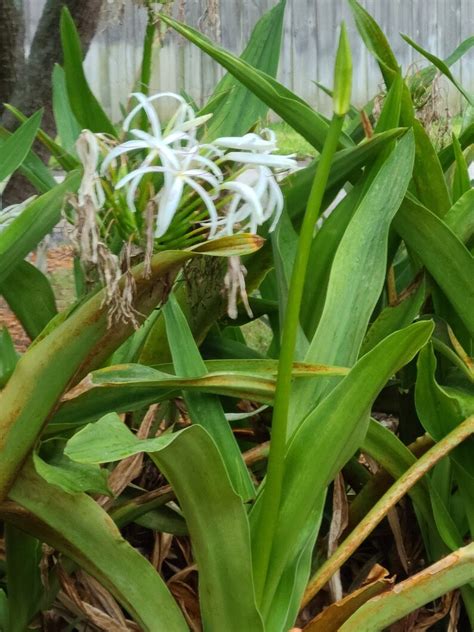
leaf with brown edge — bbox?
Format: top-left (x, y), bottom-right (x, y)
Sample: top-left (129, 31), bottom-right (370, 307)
top-left (302, 565), bottom-right (394, 632)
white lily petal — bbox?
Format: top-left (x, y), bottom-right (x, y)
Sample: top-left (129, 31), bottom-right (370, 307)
top-left (183, 176), bottom-right (219, 238)
top-left (100, 141), bottom-right (151, 173)
top-left (214, 133), bottom-right (276, 152)
top-left (267, 175), bottom-right (284, 231)
top-left (155, 178), bottom-right (184, 237)
top-left (115, 165), bottom-right (167, 190)
top-left (224, 151), bottom-right (297, 170)
top-left (124, 93), bottom-right (162, 138)
top-left (185, 152), bottom-right (223, 181)
top-left (200, 143), bottom-right (225, 159)
top-left (125, 173), bottom-right (143, 212)
top-left (220, 181), bottom-right (264, 221)
top-left (129, 130), bottom-right (181, 169)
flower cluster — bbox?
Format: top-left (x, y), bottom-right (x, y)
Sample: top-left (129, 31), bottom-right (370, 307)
top-left (77, 91), bottom-right (296, 247)
top-left (70, 91), bottom-right (296, 324)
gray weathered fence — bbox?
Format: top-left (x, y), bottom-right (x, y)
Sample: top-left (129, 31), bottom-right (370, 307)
top-left (25, 0), bottom-right (474, 120)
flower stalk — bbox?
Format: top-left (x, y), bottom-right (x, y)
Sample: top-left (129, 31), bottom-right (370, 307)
top-left (252, 23), bottom-right (352, 602)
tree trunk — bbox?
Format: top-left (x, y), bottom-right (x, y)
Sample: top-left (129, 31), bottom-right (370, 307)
top-left (3, 0), bottom-right (104, 204)
top-left (0, 0), bottom-right (25, 113)
top-left (7, 0), bottom-right (104, 134)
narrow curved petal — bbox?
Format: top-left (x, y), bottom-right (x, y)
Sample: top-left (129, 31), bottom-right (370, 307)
top-left (124, 93), bottom-right (163, 138)
top-left (183, 176), bottom-right (219, 237)
top-left (101, 140), bottom-right (151, 173)
top-left (220, 181), bottom-right (264, 222)
top-left (224, 151), bottom-right (297, 170)
top-left (115, 165), bottom-right (167, 190)
top-left (155, 177), bottom-right (184, 237)
top-left (214, 133), bottom-right (276, 153)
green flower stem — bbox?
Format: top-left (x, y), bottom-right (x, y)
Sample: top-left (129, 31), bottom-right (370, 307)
top-left (252, 113), bottom-right (345, 601)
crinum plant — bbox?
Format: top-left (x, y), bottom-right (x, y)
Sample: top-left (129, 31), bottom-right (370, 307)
top-left (0, 1), bottom-right (473, 631)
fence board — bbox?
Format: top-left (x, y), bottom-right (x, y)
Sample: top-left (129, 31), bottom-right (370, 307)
top-left (23, 0), bottom-right (473, 119)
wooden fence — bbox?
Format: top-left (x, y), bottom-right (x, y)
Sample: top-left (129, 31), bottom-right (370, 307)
top-left (25, 0), bottom-right (474, 120)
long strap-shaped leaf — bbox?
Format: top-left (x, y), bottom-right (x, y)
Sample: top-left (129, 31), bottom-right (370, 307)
top-left (394, 196), bottom-right (474, 337)
top-left (252, 321), bottom-right (433, 625)
top-left (49, 361), bottom-right (348, 433)
top-left (4, 460), bottom-right (187, 631)
top-left (202, 0), bottom-right (286, 139)
top-left (0, 110), bottom-right (42, 183)
top-left (339, 542), bottom-right (474, 631)
top-left (163, 294), bottom-right (255, 500)
top-left (60, 8), bottom-right (116, 136)
top-left (0, 171), bottom-right (81, 284)
top-left (290, 132), bottom-right (415, 429)
top-left (0, 261), bottom-right (57, 340)
top-left (65, 417), bottom-right (264, 632)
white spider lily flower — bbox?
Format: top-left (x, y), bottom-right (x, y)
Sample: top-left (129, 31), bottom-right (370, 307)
top-left (0, 196), bottom-right (36, 233)
top-left (116, 146), bottom-right (223, 237)
top-left (123, 92), bottom-right (209, 146)
top-left (76, 130), bottom-right (106, 209)
top-left (209, 166), bottom-right (284, 236)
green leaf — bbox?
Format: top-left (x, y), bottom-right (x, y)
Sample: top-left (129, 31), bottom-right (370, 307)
top-left (402, 33), bottom-right (474, 107)
top-left (0, 250), bottom-right (189, 501)
top-left (416, 345), bottom-right (474, 535)
top-left (0, 590), bottom-right (7, 631)
top-left (412, 119), bottom-right (451, 216)
top-left (60, 7), bottom-right (116, 136)
top-left (374, 72), bottom-right (403, 133)
top-left (160, 13), bottom-right (353, 152)
top-left (0, 328), bottom-right (19, 388)
top-left (348, 0), bottom-right (399, 76)
top-left (49, 360), bottom-right (347, 431)
top-left (203, 0), bottom-right (287, 139)
top-left (5, 524), bottom-right (43, 632)
top-left (394, 197), bottom-right (474, 337)
top-left (301, 184), bottom-right (362, 339)
top-left (271, 212), bottom-right (308, 359)
top-left (163, 293), bottom-right (255, 500)
top-left (451, 133), bottom-right (471, 203)
top-left (340, 543), bottom-right (474, 632)
top-left (0, 110), bottom-right (42, 183)
top-left (0, 172), bottom-right (81, 284)
top-left (283, 128), bottom-right (406, 222)
top-left (293, 131), bottom-right (416, 426)
top-left (254, 321), bottom-right (434, 624)
top-left (408, 36), bottom-right (474, 99)
top-left (7, 460), bottom-right (188, 631)
top-left (33, 448), bottom-right (110, 496)
top-left (360, 280), bottom-right (425, 355)
top-left (439, 122), bottom-right (474, 171)
top-left (134, 506), bottom-right (188, 536)
top-left (444, 188), bottom-right (474, 243)
top-left (66, 416), bottom-right (265, 631)
top-left (0, 261), bottom-right (57, 339)
top-left (348, 0), bottom-right (414, 124)
top-left (4, 103), bottom-right (79, 171)
top-left (52, 64), bottom-right (82, 153)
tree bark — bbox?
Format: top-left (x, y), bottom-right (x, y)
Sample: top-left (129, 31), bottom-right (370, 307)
top-left (7, 0), bottom-right (104, 134)
top-left (3, 0), bottom-right (104, 204)
top-left (0, 0), bottom-right (25, 113)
